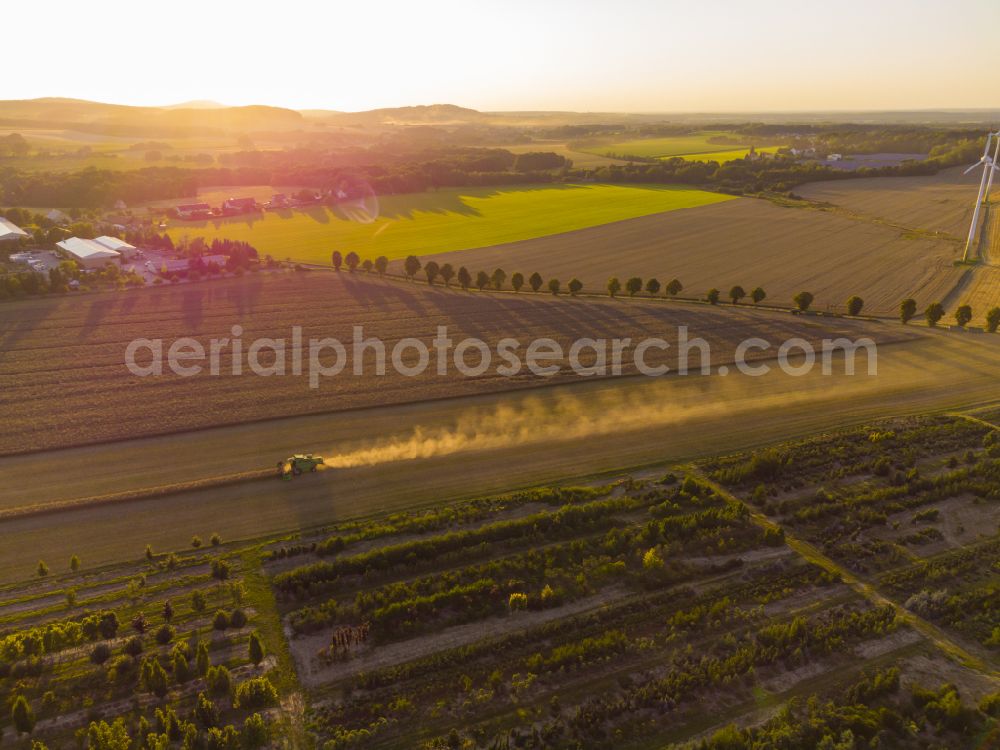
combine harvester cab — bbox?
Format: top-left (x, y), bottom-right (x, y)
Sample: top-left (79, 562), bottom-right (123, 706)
top-left (278, 454), bottom-right (326, 480)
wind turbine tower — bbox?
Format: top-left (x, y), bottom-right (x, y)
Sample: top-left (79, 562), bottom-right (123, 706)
top-left (961, 130), bottom-right (1000, 262)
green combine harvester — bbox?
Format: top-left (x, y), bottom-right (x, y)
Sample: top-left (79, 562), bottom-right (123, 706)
top-left (278, 454), bottom-right (326, 479)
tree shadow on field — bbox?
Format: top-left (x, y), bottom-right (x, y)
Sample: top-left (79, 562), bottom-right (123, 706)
top-left (339, 275), bottom-right (428, 318)
top-left (223, 276), bottom-right (265, 318)
top-left (368, 184), bottom-right (591, 222)
top-left (81, 298), bottom-right (115, 338)
top-left (181, 289), bottom-right (204, 331)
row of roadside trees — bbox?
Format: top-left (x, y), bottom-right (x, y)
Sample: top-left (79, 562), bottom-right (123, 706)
top-left (332, 252), bottom-right (1000, 330)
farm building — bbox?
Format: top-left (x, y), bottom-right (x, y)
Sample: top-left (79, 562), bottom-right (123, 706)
top-left (222, 197), bottom-right (258, 214)
top-left (0, 217), bottom-right (28, 243)
top-left (175, 203), bottom-right (213, 219)
top-left (56, 237), bottom-right (120, 269)
top-left (93, 235), bottom-right (138, 259)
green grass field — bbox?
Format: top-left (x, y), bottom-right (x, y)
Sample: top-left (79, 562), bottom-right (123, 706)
top-left (590, 132), bottom-right (785, 162)
top-left (671, 146), bottom-right (782, 162)
top-left (165, 183), bottom-right (735, 262)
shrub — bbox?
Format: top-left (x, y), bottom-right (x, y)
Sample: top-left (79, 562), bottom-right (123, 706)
top-left (90, 642), bottom-right (112, 664)
top-left (155, 624), bottom-right (175, 645)
top-left (213, 610), bottom-right (230, 630)
top-left (242, 713), bottom-right (268, 747)
top-left (234, 677), bottom-right (279, 710)
top-left (207, 665), bottom-right (232, 696)
top-left (210, 532), bottom-right (222, 547)
top-left (229, 609), bottom-right (247, 628)
top-left (123, 636), bottom-right (143, 657)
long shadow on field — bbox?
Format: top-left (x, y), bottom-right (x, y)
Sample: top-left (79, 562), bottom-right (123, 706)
top-left (81, 298), bottom-right (115, 338)
top-left (181, 289), bottom-right (205, 331)
top-left (339, 277), bottom-right (428, 317)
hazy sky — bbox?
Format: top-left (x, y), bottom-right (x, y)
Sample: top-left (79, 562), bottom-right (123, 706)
top-left (10, 0), bottom-right (1000, 112)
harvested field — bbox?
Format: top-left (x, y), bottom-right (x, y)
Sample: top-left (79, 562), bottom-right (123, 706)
top-left (1, 331), bottom-right (998, 580)
top-left (951, 265), bottom-right (1000, 326)
top-left (0, 270), bottom-right (893, 454)
top-left (408, 197), bottom-right (965, 316)
top-left (796, 166), bottom-right (978, 238)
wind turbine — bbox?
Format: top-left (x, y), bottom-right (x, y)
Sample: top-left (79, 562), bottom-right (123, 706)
top-left (961, 130), bottom-right (1000, 262)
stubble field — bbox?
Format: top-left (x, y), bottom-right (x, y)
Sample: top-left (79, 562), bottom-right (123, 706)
top-left (1, 326), bottom-right (998, 581)
top-left (410, 197), bottom-right (966, 316)
top-left (0, 271), bottom-right (892, 455)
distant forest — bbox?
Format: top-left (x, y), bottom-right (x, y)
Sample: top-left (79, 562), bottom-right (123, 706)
top-left (0, 127), bottom-right (985, 208)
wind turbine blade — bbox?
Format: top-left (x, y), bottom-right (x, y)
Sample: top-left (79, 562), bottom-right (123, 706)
top-left (964, 163), bottom-right (982, 175)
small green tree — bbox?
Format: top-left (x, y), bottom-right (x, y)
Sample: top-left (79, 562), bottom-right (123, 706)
top-left (196, 641), bottom-right (211, 676)
top-left (145, 544), bottom-right (154, 561)
top-left (331, 251), bottom-right (342, 271)
top-left (12, 694), bottom-right (35, 734)
top-left (361, 258), bottom-right (373, 273)
top-left (141, 656), bottom-right (169, 698)
top-left (242, 713), bottom-right (268, 748)
top-left (900, 298), bottom-right (917, 324)
top-left (529, 272), bottom-right (544, 292)
top-left (248, 632), bottom-right (265, 665)
top-left (706, 289), bottom-right (720, 305)
top-left (403, 255), bottom-right (421, 280)
top-left (163, 599), bottom-right (174, 623)
top-left (344, 251), bottom-right (360, 272)
top-left (625, 277), bottom-right (643, 297)
top-left (751, 287), bottom-right (766, 304)
top-left (70, 555), bottom-right (80, 572)
top-left (793, 291), bottom-right (814, 311)
top-left (665, 278), bottom-right (683, 297)
top-left (568, 278), bottom-right (583, 296)
top-left (607, 277), bottom-right (621, 297)
top-left (192, 590), bottom-right (207, 613)
top-left (173, 650), bottom-right (191, 683)
top-left (548, 278), bottom-right (561, 295)
top-left (475, 270), bottom-right (490, 290)
top-left (986, 306), bottom-right (1000, 333)
top-left (645, 277), bottom-right (661, 295)
top-left (439, 263), bottom-right (454, 287)
top-left (925, 302), bottom-right (945, 327)
top-left (729, 286), bottom-right (746, 305)
top-left (195, 691), bottom-right (219, 728)
top-left (210, 532), bottom-right (221, 547)
top-left (457, 266), bottom-right (472, 290)
top-left (37, 560), bottom-right (48, 578)
top-left (374, 255), bottom-right (388, 277)
top-left (191, 536), bottom-right (203, 549)
top-left (491, 268), bottom-right (507, 290)
top-left (511, 272), bottom-right (525, 292)
top-left (955, 305), bottom-right (973, 327)
top-left (846, 296), bottom-right (864, 316)
top-left (424, 260), bottom-right (440, 285)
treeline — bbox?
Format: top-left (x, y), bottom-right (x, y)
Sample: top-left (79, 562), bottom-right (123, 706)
top-left (0, 126), bottom-right (986, 208)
